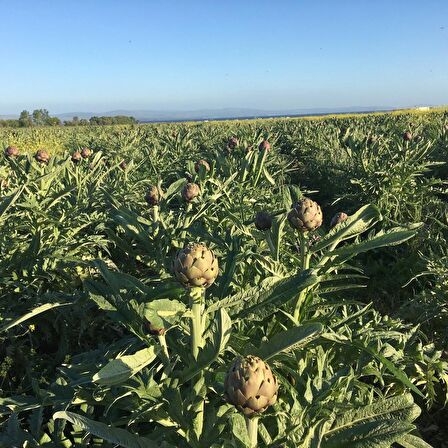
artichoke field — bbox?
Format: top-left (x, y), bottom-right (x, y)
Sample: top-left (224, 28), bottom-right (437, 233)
top-left (0, 110), bottom-right (447, 447)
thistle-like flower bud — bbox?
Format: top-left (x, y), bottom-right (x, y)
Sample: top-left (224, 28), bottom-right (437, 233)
top-left (403, 131), bottom-right (412, 141)
top-left (228, 136), bottom-right (239, 149)
top-left (255, 211), bottom-right (272, 231)
top-left (145, 185), bottom-right (160, 206)
top-left (81, 147), bottom-right (93, 159)
top-left (287, 198), bottom-right (323, 232)
top-left (71, 151), bottom-right (82, 163)
top-left (258, 140), bottom-right (271, 151)
top-left (4, 146), bottom-right (19, 158)
top-left (35, 149), bottom-right (50, 164)
top-left (330, 212), bottom-right (348, 228)
top-left (194, 159), bottom-right (210, 173)
top-left (224, 356), bottom-right (278, 416)
top-left (173, 243), bottom-right (219, 288)
top-left (182, 182), bottom-right (200, 202)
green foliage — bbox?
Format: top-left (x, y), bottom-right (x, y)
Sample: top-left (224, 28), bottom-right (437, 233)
top-left (0, 110), bottom-right (446, 447)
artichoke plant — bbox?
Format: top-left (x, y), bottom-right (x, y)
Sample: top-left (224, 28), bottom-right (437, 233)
top-left (287, 198), bottom-right (323, 232)
top-left (403, 131), bottom-right (412, 141)
top-left (224, 355), bottom-right (278, 416)
top-left (173, 243), bottom-right (218, 289)
top-left (35, 149), bottom-right (50, 164)
top-left (4, 146), bottom-right (19, 158)
top-left (330, 211), bottom-right (348, 228)
top-left (182, 182), bottom-right (200, 202)
top-left (145, 185), bottom-right (160, 206)
top-left (258, 139), bottom-right (271, 151)
top-left (71, 151), bottom-right (82, 163)
top-left (228, 136), bottom-right (239, 149)
top-left (194, 159), bottom-right (210, 173)
top-left (255, 211), bottom-right (272, 231)
top-left (81, 147), bottom-right (93, 158)
top-left (172, 242), bottom-right (219, 439)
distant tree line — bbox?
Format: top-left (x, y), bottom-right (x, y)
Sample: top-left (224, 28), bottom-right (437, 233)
top-left (65, 115), bottom-right (138, 126)
top-left (0, 109), bottom-right (138, 127)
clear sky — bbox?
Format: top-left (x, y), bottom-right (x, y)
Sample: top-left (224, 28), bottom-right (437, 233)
top-left (1, 0), bottom-right (447, 114)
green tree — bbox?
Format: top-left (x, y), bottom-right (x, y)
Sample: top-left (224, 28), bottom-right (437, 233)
top-left (18, 110), bottom-right (32, 127)
top-left (32, 109), bottom-right (50, 126)
top-left (46, 117), bottom-right (61, 126)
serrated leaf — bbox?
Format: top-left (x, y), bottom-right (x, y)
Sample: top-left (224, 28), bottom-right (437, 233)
top-left (230, 413), bottom-right (250, 447)
top-left (328, 225), bottom-right (421, 263)
top-left (53, 411), bottom-right (164, 448)
top-left (311, 204), bottom-right (381, 253)
top-left (324, 418), bottom-right (415, 448)
top-left (396, 433), bottom-right (433, 448)
top-left (1, 302), bottom-right (71, 333)
top-left (143, 299), bottom-right (186, 329)
top-left (354, 343), bottom-right (425, 398)
top-left (236, 269), bottom-right (319, 320)
top-left (93, 346), bottom-right (159, 385)
top-left (253, 323), bottom-right (323, 360)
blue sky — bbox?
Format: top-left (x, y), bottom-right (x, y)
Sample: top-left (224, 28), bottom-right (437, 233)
top-left (1, 0), bottom-right (447, 114)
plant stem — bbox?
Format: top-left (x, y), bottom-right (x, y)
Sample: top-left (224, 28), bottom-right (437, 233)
top-left (246, 416), bottom-right (259, 448)
top-left (180, 202), bottom-right (192, 242)
top-left (294, 232), bottom-right (310, 322)
top-left (152, 205), bottom-right (160, 236)
top-left (189, 287), bottom-right (205, 440)
top-left (315, 240), bottom-right (340, 271)
top-left (265, 231), bottom-right (277, 260)
top-left (157, 333), bottom-right (171, 378)
top-left (298, 233), bottom-right (307, 270)
top-left (190, 287), bottom-right (204, 359)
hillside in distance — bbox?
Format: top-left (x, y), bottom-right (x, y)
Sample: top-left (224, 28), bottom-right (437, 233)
top-left (55, 106), bottom-right (396, 122)
top-left (2, 104), bottom-right (438, 123)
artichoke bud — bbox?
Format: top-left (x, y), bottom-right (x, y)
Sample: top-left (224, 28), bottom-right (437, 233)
top-left (228, 136), bottom-right (239, 149)
top-left (403, 131), bottom-right (412, 141)
top-left (255, 211), bottom-right (272, 231)
top-left (4, 146), bottom-right (19, 158)
top-left (173, 243), bottom-right (218, 289)
top-left (330, 212), bottom-right (348, 229)
top-left (194, 159), bottom-right (210, 173)
top-left (224, 356), bottom-right (278, 416)
top-left (182, 182), bottom-right (200, 202)
top-left (287, 198), bottom-right (323, 232)
top-left (145, 185), bottom-right (160, 206)
top-left (35, 149), bottom-right (50, 164)
top-left (81, 147), bottom-right (93, 158)
top-left (258, 140), bottom-right (271, 151)
top-left (71, 151), bottom-right (82, 163)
